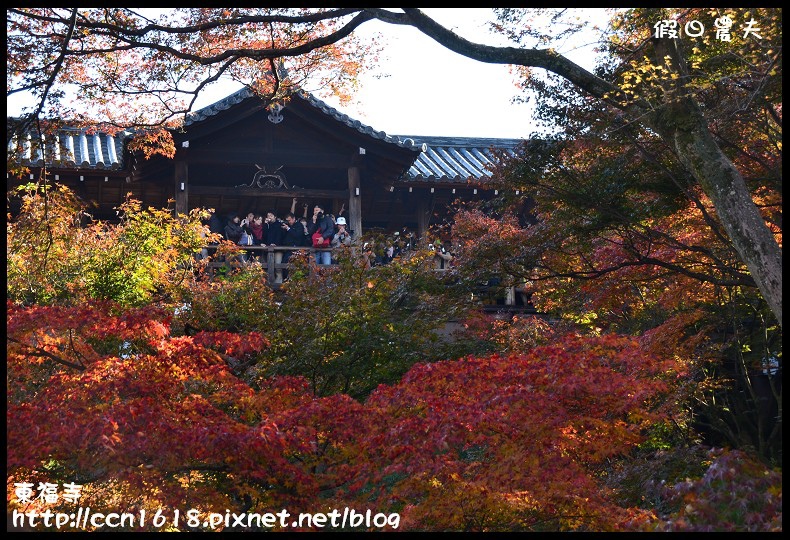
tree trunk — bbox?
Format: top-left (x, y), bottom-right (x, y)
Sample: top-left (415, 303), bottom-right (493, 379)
top-left (649, 97), bottom-right (782, 327)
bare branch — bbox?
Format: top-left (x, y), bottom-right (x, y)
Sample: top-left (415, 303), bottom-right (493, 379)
top-left (7, 336), bottom-right (87, 371)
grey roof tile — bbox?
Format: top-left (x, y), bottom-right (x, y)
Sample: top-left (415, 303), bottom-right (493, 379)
top-left (8, 128), bottom-right (127, 169)
top-left (398, 135), bottom-right (523, 183)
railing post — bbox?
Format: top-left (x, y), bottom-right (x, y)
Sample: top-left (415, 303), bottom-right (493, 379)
top-left (506, 286), bottom-right (516, 306)
top-left (267, 246), bottom-right (276, 284)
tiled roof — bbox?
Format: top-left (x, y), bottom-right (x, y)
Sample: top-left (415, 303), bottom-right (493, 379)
top-left (8, 129), bottom-right (129, 169)
top-left (185, 86), bottom-right (424, 152)
top-left (400, 136), bottom-right (522, 183)
top-left (298, 91), bottom-right (426, 152)
top-left (8, 89), bottom-right (525, 181)
top-left (182, 87), bottom-right (256, 125)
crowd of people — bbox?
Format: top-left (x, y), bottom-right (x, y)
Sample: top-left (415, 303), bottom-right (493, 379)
top-left (201, 197), bottom-right (456, 281)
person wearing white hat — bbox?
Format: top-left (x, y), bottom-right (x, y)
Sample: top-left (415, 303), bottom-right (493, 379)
top-left (331, 216), bottom-right (353, 248)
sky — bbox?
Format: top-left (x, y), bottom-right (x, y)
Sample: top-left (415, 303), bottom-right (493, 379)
top-left (192, 8), bottom-right (611, 140)
top-left (7, 8), bottom-right (611, 140)
top-left (309, 8), bottom-right (610, 140)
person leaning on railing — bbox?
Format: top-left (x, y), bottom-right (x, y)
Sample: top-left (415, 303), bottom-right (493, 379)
top-left (224, 213), bottom-right (243, 244)
top-left (250, 214), bottom-right (265, 245)
top-left (330, 216), bottom-right (352, 265)
top-left (221, 213), bottom-right (249, 263)
top-left (307, 204), bottom-right (334, 266)
top-left (264, 210), bottom-right (285, 283)
top-left (331, 217), bottom-right (353, 248)
top-left (280, 212), bottom-right (305, 280)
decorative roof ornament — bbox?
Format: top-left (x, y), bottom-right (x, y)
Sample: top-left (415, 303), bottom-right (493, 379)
top-left (236, 164), bottom-right (289, 190)
top-left (267, 103), bottom-right (284, 124)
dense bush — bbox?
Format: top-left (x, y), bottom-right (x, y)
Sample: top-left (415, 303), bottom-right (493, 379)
top-left (174, 242), bottom-right (471, 399)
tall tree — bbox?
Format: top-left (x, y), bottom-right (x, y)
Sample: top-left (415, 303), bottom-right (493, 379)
top-left (6, 8), bottom-right (782, 326)
top-left (448, 120), bottom-right (782, 464)
top-left (388, 7), bottom-right (782, 328)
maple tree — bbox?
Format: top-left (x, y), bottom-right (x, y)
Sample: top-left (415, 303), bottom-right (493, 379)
top-left (463, 7), bottom-right (782, 329)
top-left (5, 8), bottom-right (783, 530)
top-left (7, 183), bottom-right (210, 306)
top-left (448, 121), bottom-right (782, 465)
top-left (645, 448), bottom-right (782, 532)
top-left (5, 194), bottom-right (782, 531)
top-left (7, 184), bottom-right (469, 402)
top-left (14, 299), bottom-right (772, 532)
top-left (6, 8), bottom-right (373, 135)
top-left (441, 7), bottom-right (782, 466)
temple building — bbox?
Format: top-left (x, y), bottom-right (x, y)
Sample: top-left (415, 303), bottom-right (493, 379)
top-left (8, 87), bottom-right (523, 238)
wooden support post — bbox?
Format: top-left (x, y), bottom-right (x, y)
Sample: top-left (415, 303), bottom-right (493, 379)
top-left (348, 165), bottom-right (362, 236)
top-left (175, 160), bottom-right (188, 215)
top-left (506, 286), bottom-right (516, 306)
top-left (416, 195), bottom-right (430, 239)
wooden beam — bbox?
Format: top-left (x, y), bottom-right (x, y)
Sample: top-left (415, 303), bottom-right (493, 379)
top-left (183, 149), bottom-right (352, 168)
top-left (189, 185), bottom-right (349, 199)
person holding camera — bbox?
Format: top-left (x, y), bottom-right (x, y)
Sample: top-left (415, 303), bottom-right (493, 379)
top-left (237, 213), bottom-right (255, 245)
top-left (331, 217), bottom-right (353, 249)
top-left (279, 212), bottom-right (306, 280)
top-left (432, 238), bottom-right (453, 270)
top-left (263, 211), bottom-right (283, 244)
top-left (237, 212), bottom-right (257, 261)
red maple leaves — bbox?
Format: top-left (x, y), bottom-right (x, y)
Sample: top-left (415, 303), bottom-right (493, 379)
top-left (8, 302), bottom-right (688, 531)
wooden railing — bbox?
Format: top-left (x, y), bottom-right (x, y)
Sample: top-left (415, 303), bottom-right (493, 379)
top-left (201, 245), bottom-right (333, 286)
top-left (199, 245), bottom-right (537, 313)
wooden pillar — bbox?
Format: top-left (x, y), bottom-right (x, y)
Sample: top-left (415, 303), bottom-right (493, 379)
top-left (74, 174), bottom-right (89, 201)
top-left (416, 195), bottom-right (430, 239)
top-left (175, 160), bottom-right (188, 215)
top-left (506, 286), bottom-right (516, 306)
top-left (348, 165), bottom-right (362, 236)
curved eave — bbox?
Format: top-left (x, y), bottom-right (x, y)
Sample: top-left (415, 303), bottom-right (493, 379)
top-left (298, 92), bottom-right (424, 152)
